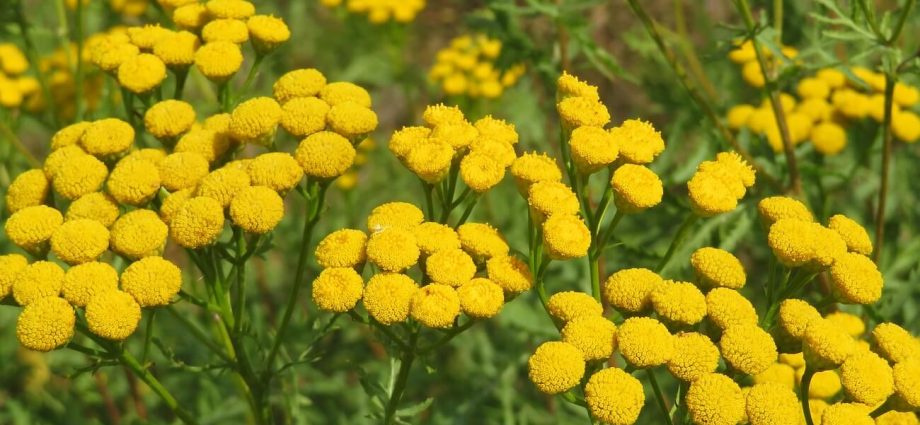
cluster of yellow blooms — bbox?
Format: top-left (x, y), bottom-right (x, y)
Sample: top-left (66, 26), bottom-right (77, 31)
top-left (0, 43), bottom-right (40, 110)
top-left (429, 35), bottom-right (525, 99)
top-left (726, 40), bottom-right (920, 155)
top-left (1, 61), bottom-right (378, 352)
top-left (319, 0), bottom-right (425, 24)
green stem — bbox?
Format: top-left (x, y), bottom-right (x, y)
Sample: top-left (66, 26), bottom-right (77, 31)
top-left (596, 209), bottom-right (624, 254)
top-left (886, 0), bottom-right (915, 44)
top-left (874, 65), bottom-right (897, 265)
top-left (420, 179), bottom-right (435, 220)
top-left (235, 54), bottom-right (265, 106)
top-left (73, 0), bottom-right (85, 121)
top-left (384, 329), bottom-right (419, 425)
top-left (656, 214), bottom-right (698, 273)
top-left (118, 346), bottom-right (199, 425)
top-left (233, 228), bottom-right (246, 334)
top-left (13, 0), bottom-right (58, 127)
top-left (800, 367), bottom-right (815, 425)
top-left (870, 399), bottom-right (893, 418)
top-left (418, 320), bottom-right (476, 355)
top-left (165, 305), bottom-right (236, 365)
top-left (173, 68), bottom-right (189, 100)
top-left (646, 369), bottom-right (674, 425)
top-left (453, 193), bottom-right (478, 228)
top-left (141, 309), bottom-right (156, 365)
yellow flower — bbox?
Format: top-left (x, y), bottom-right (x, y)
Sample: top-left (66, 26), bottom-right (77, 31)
top-left (117, 53), bottom-right (166, 94)
top-left (824, 311), bottom-right (864, 338)
top-left (460, 153), bottom-right (504, 193)
top-left (758, 196), bottom-right (813, 226)
top-left (568, 126), bottom-right (618, 174)
top-left (827, 214), bottom-right (872, 256)
top-left (273, 68), bottom-right (327, 104)
top-left (610, 164), bottom-right (663, 213)
top-left (120, 256), bottom-right (182, 307)
top-left (527, 181), bottom-right (579, 220)
top-left (542, 214), bottom-right (591, 260)
top-left (744, 383), bottom-right (801, 425)
top-left (229, 186), bottom-right (284, 234)
top-left (194, 41), bottom-right (243, 82)
top-left (651, 280), bottom-right (707, 326)
top-left (202, 19), bottom-right (249, 44)
top-left (81, 118), bottom-right (135, 157)
top-left (50, 219), bottom-right (109, 265)
top-left (362, 273), bottom-right (418, 325)
top-left (778, 298), bottom-right (822, 340)
top-left (797, 97), bottom-right (833, 122)
top-left (527, 341), bottom-right (585, 394)
top-left (876, 411), bottom-right (920, 425)
top-left (410, 284), bottom-right (460, 328)
top-left (691, 247), bottom-right (746, 289)
top-left (325, 101), bottom-right (378, 139)
top-left (799, 368), bottom-right (840, 399)
top-left (144, 99), bottom-right (196, 139)
top-left (5, 205), bottom-right (63, 251)
top-left (366, 228), bottom-right (420, 272)
top-left (557, 96), bottom-right (610, 129)
top-left (152, 30), bottom-right (199, 68)
top-left (767, 219), bottom-right (819, 267)
top-left (122, 148), bottom-right (168, 166)
top-left (666, 332), bottom-right (720, 382)
top-left (16, 297), bottom-right (74, 352)
top-left (127, 24), bottom-right (172, 49)
top-left (196, 167), bottom-right (251, 209)
top-left (706, 287), bottom-right (758, 329)
top-left (247, 15), bottom-right (290, 53)
top-left (169, 197), bottom-right (225, 249)
top-left (160, 188), bottom-right (196, 224)
top-left (430, 120), bottom-right (477, 151)
top-left (893, 110), bottom-right (920, 143)
top-left (312, 267), bottom-right (364, 313)
top-left (422, 103), bottom-right (464, 127)
top-left (509, 152), bottom-right (562, 194)
top-left (726, 104), bottom-right (755, 130)
top-left (280, 96), bottom-right (329, 137)
top-left (107, 159), bottom-right (161, 206)
top-left (829, 252), bottom-right (883, 305)
top-left (92, 38), bottom-right (140, 72)
top-left (412, 222), bottom-right (459, 255)
top-left (44, 145), bottom-right (85, 179)
top-left (159, 152), bottom-right (211, 191)
top-left (685, 373), bottom-right (746, 425)
top-left (839, 348), bottom-right (893, 405)
top-left (86, 290), bottom-right (141, 341)
top-left (796, 77), bottom-right (831, 99)
top-left (457, 278), bottom-right (503, 319)
top-left (0, 254), bottom-right (29, 300)
top-left (52, 154), bottom-right (109, 200)
top-left (66, 192), bottom-right (120, 227)
top-left (485, 255), bottom-right (532, 294)
top-left (315, 229), bottom-right (367, 268)
top-left (720, 324), bottom-right (777, 375)
top-left (687, 169), bottom-right (739, 217)
top-left (295, 131), bottom-right (356, 179)
top-left (12, 261), bottom-right (65, 306)
top-left (0, 42), bottom-right (29, 74)
top-left (425, 248), bottom-right (476, 287)
top-left (752, 363), bottom-right (795, 390)
top-left (404, 138), bottom-right (453, 184)
top-left (5, 169), bottom-right (48, 213)
top-left (561, 315), bottom-right (617, 360)
top-left (457, 222), bottom-right (509, 260)
top-left (602, 268), bottom-right (662, 313)
top-left (547, 291), bottom-right (602, 323)
top-left (389, 126), bottom-right (430, 160)
top-left (474, 115), bottom-right (518, 145)
top-left (242, 152), bottom-right (303, 194)
top-left (779, 352), bottom-right (805, 368)
top-left (804, 318), bottom-right (856, 370)
top-left (110, 209), bottom-right (167, 259)
top-left (618, 317), bottom-right (674, 367)
top-left (893, 359), bottom-right (920, 410)
top-left (584, 368), bottom-right (644, 425)
top-left (205, 0), bottom-right (255, 19)
top-left (61, 262), bottom-right (118, 307)
top-left (811, 122), bottom-right (847, 155)
top-left (819, 403), bottom-right (873, 425)
top-left (367, 202), bottom-right (425, 232)
top-left (229, 96), bottom-right (282, 144)
top-left (556, 71), bottom-right (599, 101)
top-left (175, 129), bottom-right (231, 163)
top-left (50, 122), bottom-right (91, 151)
top-left (320, 82), bottom-right (372, 107)
top-left (873, 322), bottom-right (920, 363)
top-left (609, 119), bottom-right (665, 164)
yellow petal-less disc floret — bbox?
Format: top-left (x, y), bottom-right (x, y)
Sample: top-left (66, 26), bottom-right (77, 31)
top-left (778, 298), bottom-right (822, 340)
top-left (51, 122), bottom-right (90, 151)
top-left (457, 278), bottom-right (503, 319)
top-left (247, 15), bottom-right (290, 53)
top-left (127, 24), bottom-right (172, 49)
top-left (326, 101), bottom-right (378, 139)
top-left (196, 167), bottom-right (251, 208)
top-left (829, 252), bottom-right (883, 305)
top-left (86, 290), bottom-right (141, 340)
top-left (107, 159), bottom-right (161, 206)
top-left (811, 122), bottom-right (847, 155)
top-left (320, 82), bottom-right (372, 107)
top-left (527, 181), bottom-right (580, 220)
top-left (194, 41), bottom-right (242, 82)
top-left (144, 100), bottom-right (196, 139)
top-left (413, 222), bottom-right (459, 255)
top-left (668, 332), bottom-right (720, 382)
top-left (687, 169), bottom-right (738, 217)
top-left (425, 248), bottom-right (476, 287)
top-left (229, 96), bottom-right (282, 145)
top-left (202, 18), bottom-right (249, 43)
top-left (561, 315), bottom-right (617, 361)
top-left (839, 348), bottom-right (894, 405)
top-left (367, 202), bottom-right (425, 232)
top-left (691, 247), bottom-right (746, 288)
top-left (169, 197), bottom-right (225, 249)
top-left (706, 287), bottom-right (758, 329)
top-left (280, 96), bottom-right (329, 138)
top-left (720, 324), bottom-right (777, 375)
top-left (229, 186), bottom-right (284, 234)
top-left (43, 145), bottom-right (85, 179)
top-left (819, 403), bottom-right (873, 425)
top-left (610, 119), bottom-right (666, 164)
top-left (431, 120), bottom-right (478, 151)
top-left (744, 383), bottom-right (801, 425)
top-left (685, 373), bottom-right (746, 425)
top-left (273, 69), bottom-right (327, 104)
top-left (602, 268), bottom-right (662, 313)
top-left (557, 71), bottom-right (600, 101)
top-left (827, 214), bottom-right (872, 256)
top-left (509, 152), bottom-right (562, 194)
top-left (474, 115), bottom-right (518, 145)
top-left (175, 129), bottom-right (231, 163)
top-left (245, 152), bottom-right (304, 193)
top-left (12, 261), bottom-right (65, 306)
top-left (410, 284), bottom-right (460, 328)
top-left (752, 363), bottom-right (795, 390)
top-left (66, 192), bottom-right (120, 227)
top-left (82, 118), bottom-right (136, 157)
top-left (362, 273), bottom-right (418, 325)
top-left (569, 126), bottom-right (618, 174)
top-left (312, 267), bottom-right (364, 313)
top-left (205, 0), bottom-right (255, 19)
top-left (315, 229), bottom-right (367, 268)
top-left (366, 228), bottom-right (420, 272)
top-left (61, 262), bottom-right (118, 307)
top-left (295, 131), bottom-right (356, 179)
top-left (824, 311), bottom-right (865, 338)
top-left (159, 152), bottom-right (210, 191)
top-left (618, 317), bottom-right (674, 367)
top-left (121, 256), bottom-right (182, 307)
top-left (758, 196), bottom-right (813, 226)
top-left (460, 153), bottom-right (504, 193)
top-left (804, 318), bottom-right (856, 370)
top-left (873, 323), bottom-right (920, 363)
top-left (547, 291), bottom-right (602, 323)
top-left (152, 30), bottom-right (199, 69)
top-left (457, 222), bottom-right (509, 260)
top-left (800, 368), bottom-right (842, 400)
top-left (0, 254), bottom-right (29, 300)
top-left (875, 411), bottom-right (920, 425)
top-left (6, 169), bottom-right (49, 213)
top-left (486, 255), bottom-right (532, 294)
top-left (117, 53), bottom-right (166, 94)
top-left (5, 205), bottom-right (63, 251)
top-left (584, 367), bottom-right (644, 425)
top-left (422, 104), bottom-right (464, 127)
top-left (50, 219), bottom-right (109, 265)
top-left (557, 96), bottom-right (610, 129)
top-left (893, 359), bottom-right (920, 410)
top-left (52, 154), bottom-right (109, 200)
top-left (16, 297), bottom-right (74, 352)
top-left (650, 280), bottom-right (707, 326)
top-left (404, 139), bottom-right (453, 184)
top-left (527, 341), bottom-right (585, 395)
top-left (159, 188), bottom-right (195, 225)
top-left (767, 219), bottom-right (817, 268)
top-left (110, 209), bottom-right (168, 259)
top-left (542, 214), bottom-right (591, 260)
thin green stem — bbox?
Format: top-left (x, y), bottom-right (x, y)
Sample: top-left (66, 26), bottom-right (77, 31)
top-left (857, 0), bottom-right (882, 39)
top-left (73, 0), bottom-right (85, 121)
top-left (418, 320), bottom-right (476, 355)
top-left (384, 329), bottom-right (419, 425)
top-left (141, 309), bottom-right (156, 365)
top-left (773, 0), bottom-right (783, 44)
top-left (886, 0), bottom-right (915, 44)
top-left (453, 193), bottom-right (478, 228)
top-left (656, 214), bottom-right (698, 273)
top-left (0, 120), bottom-right (40, 167)
top-left (165, 305), bottom-right (236, 366)
top-left (596, 209), bottom-right (624, 253)
top-left (117, 345), bottom-right (199, 425)
top-left (173, 68), bottom-right (189, 100)
top-left (234, 54), bottom-right (265, 106)
top-left (646, 369), bottom-right (674, 425)
top-left (800, 367), bottom-right (815, 425)
top-left (13, 0), bottom-right (58, 127)
top-left (421, 179), bottom-right (435, 220)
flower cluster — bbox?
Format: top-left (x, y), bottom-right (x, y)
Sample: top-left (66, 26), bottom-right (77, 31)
top-left (428, 35), bottom-right (525, 98)
top-left (0, 43), bottom-right (41, 111)
top-left (686, 151), bottom-right (756, 217)
top-left (320, 0), bottom-right (425, 24)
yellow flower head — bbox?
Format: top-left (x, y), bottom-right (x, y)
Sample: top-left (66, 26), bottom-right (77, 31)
top-left (202, 19), bottom-right (249, 44)
top-left (197, 167), bottom-right (251, 208)
top-left (618, 317), bottom-right (674, 367)
top-left (651, 280), bottom-right (707, 326)
top-left (474, 115), bottom-right (518, 145)
top-left (839, 348), bottom-right (894, 405)
top-left (5, 205), bottom-right (63, 251)
top-left (547, 291), bottom-right (602, 323)
top-left (86, 290), bottom-right (141, 341)
top-left (797, 77), bottom-right (831, 99)
top-left (273, 69), bottom-right (327, 104)
top-left (404, 139), bottom-right (453, 184)
top-left (819, 403), bottom-right (873, 425)
top-left (584, 367), bottom-right (644, 425)
top-left (144, 99), bottom-right (196, 139)
top-left (485, 255), bottom-right (532, 294)
top-left (12, 261), bottom-right (65, 306)
top-left (687, 169), bottom-right (739, 217)
top-left (706, 287), bottom-right (758, 330)
top-left (0, 254), bottom-right (29, 300)
top-left (873, 322), bottom-right (920, 363)
top-left (6, 169), bottom-right (49, 213)
top-left (666, 332), bottom-right (720, 382)
top-left (829, 252), bottom-right (883, 305)
top-left (758, 196), bottom-right (813, 226)
top-left (827, 214), bottom-right (872, 256)
top-left (110, 209), bottom-right (167, 259)
top-left (457, 278), bottom-right (503, 319)
top-left (824, 311), bottom-right (864, 338)
top-left (610, 164), bottom-right (663, 213)
top-left (556, 71), bottom-right (599, 101)
top-left (542, 214), bottom-right (591, 260)
top-left (159, 152), bottom-right (210, 191)
top-left (610, 119), bottom-right (665, 164)
top-left (388, 126), bottom-right (430, 160)
top-left (127, 24), bottom-right (172, 49)
top-left (430, 120), bottom-right (478, 151)
top-left (315, 229), bottom-right (367, 268)
top-left (410, 283), bottom-right (460, 328)
top-left (527, 181), bottom-right (579, 220)
top-left (425, 248), bottom-right (476, 287)
top-left (241, 153), bottom-right (303, 194)
top-left (312, 267), bottom-right (364, 313)
top-left (120, 256), bottom-right (182, 307)
top-left (229, 186), bottom-right (284, 234)
top-left (779, 352), bottom-right (805, 368)
top-left (367, 202), bottom-right (424, 232)
top-left (697, 160), bottom-right (747, 199)
top-left (422, 103), bottom-right (465, 127)
top-left (280, 96), bottom-right (329, 137)
top-left (457, 222), bottom-right (509, 260)
top-left (744, 383), bottom-right (801, 425)
top-left (295, 131), bottom-right (356, 179)
top-left (561, 315), bottom-right (617, 361)
top-left (876, 411), bottom-right (920, 425)
top-left (81, 118), bottom-right (135, 157)
top-left (509, 152), bottom-right (562, 194)
top-left (726, 104), bottom-right (755, 130)
top-left (460, 153), bottom-right (505, 193)
top-left (778, 298), bottom-right (822, 340)
top-left (412, 222), bottom-right (459, 255)
top-left (51, 122), bottom-right (91, 151)
top-left (169, 196), bottom-right (225, 249)
top-left (691, 247), bottom-right (746, 289)
top-left (752, 363), bottom-right (795, 390)
top-left (205, 0), bottom-right (255, 19)
top-left (362, 273), bottom-right (418, 325)
top-left (893, 359), bottom-right (920, 410)
top-left (107, 159), bottom-right (161, 206)
top-left (229, 96), bottom-right (282, 144)
top-left (366, 228), bottom-right (420, 272)
top-left (557, 96), bottom-right (610, 129)
top-left (247, 15), bottom-right (290, 53)
top-left (194, 41), bottom-right (243, 82)
top-left (61, 262), bottom-right (118, 308)
top-left (469, 137), bottom-right (517, 169)
top-left (117, 53), bottom-right (167, 94)
top-left (66, 192), bottom-right (120, 227)
top-left (152, 30), bottom-right (199, 68)
top-left (44, 145), bottom-right (85, 179)
top-left (52, 154), bottom-right (109, 200)
top-left (602, 268), bottom-right (662, 313)
top-left (50, 219), bottom-right (109, 265)
top-left (527, 341), bottom-right (585, 394)
top-left (16, 297), bottom-right (74, 352)
top-left (320, 82), bottom-right (372, 107)
top-left (326, 101), bottom-right (378, 139)
top-left (123, 148), bottom-right (168, 166)
top-left (175, 129), bottom-right (231, 163)
top-left (158, 188), bottom-right (194, 225)
top-left (811, 122), bottom-right (847, 155)
top-left (720, 324), bottom-right (777, 375)
top-left (804, 318), bottom-right (856, 370)
top-left (685, 373), bottom-right (746, 425)
top-left (767, 219), bottom-right (818, 267)
top-left (569, 126), bottom-right (618, 174)
top-left (893, 110), bottom-right (920, 143)
top-left (0, 42), bottom-right (30, 74)
top-left (92, 37), bottom-right (140, 72)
